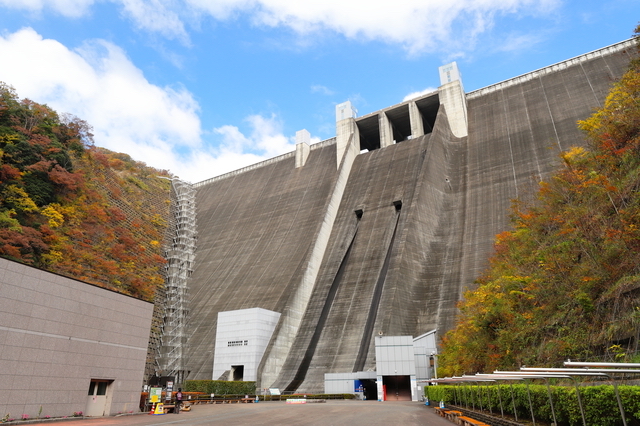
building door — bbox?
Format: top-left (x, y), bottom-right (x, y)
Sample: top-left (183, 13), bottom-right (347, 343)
top-left (231, 365), bottom-right (244, 381)
top-left (382, 375), bottom-right (411, 401)
top-left (361, 379), bottom-right (378, 401)
top-left (85, 380), bottom-right (112, 416)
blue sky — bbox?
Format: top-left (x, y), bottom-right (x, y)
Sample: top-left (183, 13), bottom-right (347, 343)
top-left (0, 0), bottom-right (638, 182)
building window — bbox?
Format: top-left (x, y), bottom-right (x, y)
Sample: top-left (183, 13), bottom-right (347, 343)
top-left (227, 340), bottom-right (248, 347)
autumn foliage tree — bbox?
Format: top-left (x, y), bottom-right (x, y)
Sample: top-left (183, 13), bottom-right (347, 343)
top-left (0, 82), bottom-right (172, 301)
top-left (439, 27), bottom-right (640, 376)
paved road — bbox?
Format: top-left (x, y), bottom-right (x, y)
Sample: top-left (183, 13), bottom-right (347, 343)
top-left (26, 401), bottom-right (454, 426)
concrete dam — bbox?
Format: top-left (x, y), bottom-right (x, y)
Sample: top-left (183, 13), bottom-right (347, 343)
top-left (169, 39), bottom-right (636, 393)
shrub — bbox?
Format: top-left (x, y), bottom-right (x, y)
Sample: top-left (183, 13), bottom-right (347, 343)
top-left (183, 380), bottom-right (256, 395)
top-left (426, 383), bottom-right (640, 426)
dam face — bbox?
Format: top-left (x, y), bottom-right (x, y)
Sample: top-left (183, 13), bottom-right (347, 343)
top-left (179, 40), bottom-right (636, 392)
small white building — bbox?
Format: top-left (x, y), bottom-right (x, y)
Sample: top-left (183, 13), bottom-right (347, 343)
top-left (375, 335), bottom-right (417, 401)
top-left (212, 308), bottom-right (280, 382)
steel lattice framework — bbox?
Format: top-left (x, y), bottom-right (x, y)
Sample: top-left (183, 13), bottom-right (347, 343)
top-left (159, 179), bottom-right (196, 384)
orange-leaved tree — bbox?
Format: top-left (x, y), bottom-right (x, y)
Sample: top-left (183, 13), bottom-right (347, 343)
top-left (0, 82), bottom-right (172, 301)
top-left (439, 28), bottom-right (640, 376)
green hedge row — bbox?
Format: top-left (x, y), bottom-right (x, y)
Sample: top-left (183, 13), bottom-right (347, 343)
top-left (184, 380), bottom-right (256, 395)
top-left (425, 384), bottom-right (640, 426)
top-left (259, 394), bottom-right (356, 401)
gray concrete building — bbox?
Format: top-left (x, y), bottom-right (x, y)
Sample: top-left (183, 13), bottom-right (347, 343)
top-left (170, 39), bottom-right (636, 395)
top-left (0, 257), bottom-right (153, 419)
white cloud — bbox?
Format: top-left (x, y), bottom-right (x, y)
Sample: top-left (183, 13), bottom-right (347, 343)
top-left (0, 0), bottom-right (95, 17)
top-left (163, 115), bottom-right (296, 181)
top-left (120, 0), bottom-right (190, 43)
top-left (403, 87), bottom-right (437, 102)
top-left (311, 84), bottom-right (334, 96)
top-left (1, 0), bottom-right (559, 54)
top-left (178, 0), bottom-right (561, 54)
top-left (0, 28), bottom-right (201, 145)
top-left (0, 27), bottom-right (297, 182)
top-left (212, 113), bottom-right (295, 159)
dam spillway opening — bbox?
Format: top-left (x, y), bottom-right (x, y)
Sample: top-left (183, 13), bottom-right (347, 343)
top-left (356, 92), bottom-right (440, 151)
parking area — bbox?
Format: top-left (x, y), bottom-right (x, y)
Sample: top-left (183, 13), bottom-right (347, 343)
top-left (26, 400), bottom-right (454, 426)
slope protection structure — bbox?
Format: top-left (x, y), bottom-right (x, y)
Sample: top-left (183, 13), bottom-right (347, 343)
top-left (181, 39), bottom-right (636, 392)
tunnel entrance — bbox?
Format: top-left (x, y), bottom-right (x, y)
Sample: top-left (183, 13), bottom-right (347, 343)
top-left (383, 375), bottom-right (411, 401)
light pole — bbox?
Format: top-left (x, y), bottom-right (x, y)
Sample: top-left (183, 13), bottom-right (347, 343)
top-left (430, 351), bottom-right (438, 380)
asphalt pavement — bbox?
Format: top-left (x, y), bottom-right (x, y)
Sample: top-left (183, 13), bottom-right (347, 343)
top-left (23, 400), bottom-right (454, 426)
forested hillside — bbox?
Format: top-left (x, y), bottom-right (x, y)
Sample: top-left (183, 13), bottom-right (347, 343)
top-left (0, 82), bottom-right (171, 301)
top-left (440, 30), bottom-right (640, 375)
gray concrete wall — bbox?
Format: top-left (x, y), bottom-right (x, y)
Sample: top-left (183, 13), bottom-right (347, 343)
top-left (187, 142), bottom-right (339, 380)
top-left (0, 258), bottom-right (152, 419)
top-left (457, 42), bottom-right (635, 304)
top-left (185, 40), bottom-right (635, 392)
